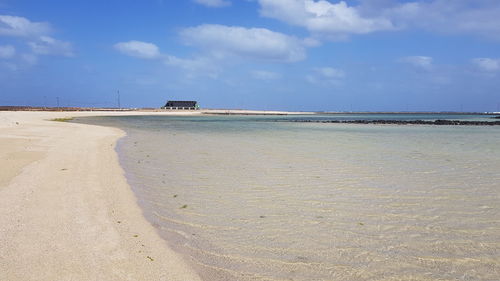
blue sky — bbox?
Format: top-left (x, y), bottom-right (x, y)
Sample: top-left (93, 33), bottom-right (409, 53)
top-left (1, 0), bottom-right (500, 111)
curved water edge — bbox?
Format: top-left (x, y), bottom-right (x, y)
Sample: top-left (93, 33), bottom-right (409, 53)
top-left (73, 114), bottom-right (500, 281)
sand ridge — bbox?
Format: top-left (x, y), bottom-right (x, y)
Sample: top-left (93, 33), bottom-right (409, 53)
top-left (0, 111), bottom-right (203, 281)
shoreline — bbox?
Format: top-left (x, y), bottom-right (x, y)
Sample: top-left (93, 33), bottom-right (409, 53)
top-left (2, 110), bottom-right (499, 280)
top-left (1, 106), bottom-right (499, 116)
top-left (0, 111), bottom-right (203, 281)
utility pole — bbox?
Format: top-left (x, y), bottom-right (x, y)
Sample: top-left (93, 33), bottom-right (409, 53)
top-left (117, 90), bottom-right (121, 109)
top-left (56, 97), bottom-right (60, 108)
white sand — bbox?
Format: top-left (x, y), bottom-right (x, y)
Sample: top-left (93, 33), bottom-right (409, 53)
top-left (202, 109), bottom-right (313, 115)
top-left (0, 111), bottom-right (203, 281)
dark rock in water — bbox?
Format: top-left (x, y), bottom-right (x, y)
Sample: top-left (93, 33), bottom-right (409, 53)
top-left (492, 116), bottom-right (500, 119)
top-left (290, 119), bottom-right (500, 126)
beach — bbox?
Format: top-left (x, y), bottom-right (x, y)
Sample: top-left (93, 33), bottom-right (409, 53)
top-left (0, 111), bottom-right (203, 281)
top-left (2, 111), bottom-right (500, 281)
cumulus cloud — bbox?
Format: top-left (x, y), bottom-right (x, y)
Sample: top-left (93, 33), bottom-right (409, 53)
top-left (472, 58), bottom-right (500, 72)
top-left (251, 70), bottom-right (282, 80)
top-left (29, 36), bottom-right (73, 57)
top-left (193, 0), bottom-right (231, 7)
top-left (258, 0), bottom-right (395, 38)
top-left (306, 66), bottom-right (345, 84)
top-left (258, 0), bottom-right (500, 40)
top-left (114, 40), bottom-right (161, 59)
top-left (114, 40), bottom-right (218, 78)
top-left (164, 55), bottom-right (219, 78)
top-left (0, 15), bottom-right (51, 37)
top-left (302, 37), bottom-right (321, 47)
top-left (380, 0), bottom-right (500, 39)
top-left (115, 23), bottom-right (312, 79)
top-left (399, 56), bottom-right (433, 70)
top-left (0, 44), bottom-right (15, 58)
top-left (0, 14), bottom-right (74, 67)
top-left (180, 24), bottom-right (307, 62)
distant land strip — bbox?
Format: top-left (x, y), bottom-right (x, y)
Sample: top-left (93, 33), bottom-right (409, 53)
top-left (288, 119), bottom-right (500, 126)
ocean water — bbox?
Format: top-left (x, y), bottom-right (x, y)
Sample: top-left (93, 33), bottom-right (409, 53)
top-left (75, 114), bottom-right (500, 281)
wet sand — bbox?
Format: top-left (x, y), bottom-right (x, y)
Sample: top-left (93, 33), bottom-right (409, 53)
top-left (0, 111), bottom-right (203, 281)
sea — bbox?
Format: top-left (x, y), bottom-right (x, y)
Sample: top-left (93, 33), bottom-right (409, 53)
top-left (74, 113), bottom-right (500, 281)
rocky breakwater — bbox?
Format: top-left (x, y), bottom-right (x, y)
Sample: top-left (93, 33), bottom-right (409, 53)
top-left (290, 119), bottom-right (500, 126)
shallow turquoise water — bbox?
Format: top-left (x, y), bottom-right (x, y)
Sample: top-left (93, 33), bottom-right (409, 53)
top-left (76, 114), bottom-right (500, 281)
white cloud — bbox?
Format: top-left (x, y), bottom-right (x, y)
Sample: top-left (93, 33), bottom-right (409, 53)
top-left (251, 70), bottom-right (282, 80)
top-left (382, 0), bottom-right (500, 39)
top-left (399, 56), bottom-right (433, 70)
top-left (114, 40), bottom-right (218, 78)
top-left (315, 66), bottom-right (344, 79)
top-left (258, 0), bottom-right (395, 38)
top-left (193, 0), bottom-right (231, 7)
top-left (114, 40), bottom-right (161, 59)
top-left (472, 58), bottom-right (500, 72)
top-left (164, 55), bottom-right (219, 78)
top-left (180, 24), bottom-right (307, 62)
top-left (0, 15), bottom-right (74, 67)
top-left (21, 53), bottom-right (37, 65)
top-left (307, 66), bottom-right (344, 85)
top-left (258, 0), bottom-right (500, 40)
top-left (0, 15), bottom-right (51, 37)
top-left (0, 44), bottom-right (15, 58)
top-left (302, 37), bottom-right (321, 47)
top-left (28, 36), bottom-right (73, 57)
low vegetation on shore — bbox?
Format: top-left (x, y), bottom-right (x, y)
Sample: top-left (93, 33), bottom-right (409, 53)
top-left (51, 117), bottom-right (74, 122)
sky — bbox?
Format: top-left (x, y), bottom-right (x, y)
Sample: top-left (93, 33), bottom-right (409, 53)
top-left (1, 0), bottom-right (500, 112)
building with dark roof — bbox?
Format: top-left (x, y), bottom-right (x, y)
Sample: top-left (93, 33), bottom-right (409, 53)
top-left (162, 101), bottom-right (199, 110)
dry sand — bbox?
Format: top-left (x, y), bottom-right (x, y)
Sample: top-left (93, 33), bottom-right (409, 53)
top-left (0, 111), bottom-right (203, 281)
top-left (201, 109), bottom-right (313, 115)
